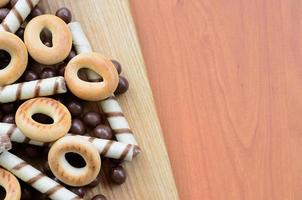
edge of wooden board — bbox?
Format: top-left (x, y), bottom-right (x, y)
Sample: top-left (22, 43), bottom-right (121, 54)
top-left (43, 0), bottom-right (179, 199)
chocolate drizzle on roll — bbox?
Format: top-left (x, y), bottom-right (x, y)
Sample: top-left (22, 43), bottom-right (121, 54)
top-left (11, 7), bottom-right (23, 24)
top-left (25, 0), bottom-right (34, 10)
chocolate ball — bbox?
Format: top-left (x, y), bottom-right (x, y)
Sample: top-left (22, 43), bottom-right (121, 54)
top-left (66, 100), bottom-right (83, 117)
top-left (15, 27), bottom-right (24, 39)
top-left (0, 8), bottom-right (9, 22)
top-left (114, 76), bottom-right (129, 96)
top-left (40, 28), bottom-right (52, 43)
top-left (91, 194), bottom-right (107, 200)
top-left (83, 112), bottom-right (102, 127)
top-left (40, 68), bottom-right (57, 79)
top-left (44, 41), bottom-right (52, 47)
top-left (0, 103), bottom-right (15, 113)
top-left (23, 70), bottom-right (38, 81)
top-left (110, 165), bottom-right (127, 184)
top-left (69, 187), bottom-right (85, 198)
top-left (87, 176), bottom-right (101, 188)
top-left (2, 114), bottom-right (15, 123)
top-left (55, 7), bottom-right (72, 24)
top-left (92, 125), bottom-right (113, 140)
top-left (9, 0), bottom-right (18, 8)
top-left (57, 64), bottom-right (66, 76)
top-left (30, 5), bottom-right (45, 18)
top-left (70, 119), bottom-right (86, 135)
top-left (65, 49), bottom-right (76, 63)
top-left (25, 146), bottom-right (42, 158)
top-left (111, 59), bottom-right (122, 74)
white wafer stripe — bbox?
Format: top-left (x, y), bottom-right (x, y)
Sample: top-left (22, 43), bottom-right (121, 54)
top-left (0, 123), bottom-right (139, 161)
top-left (68, 22), bottom-right (139, 147)
top-left (0, 151), bottom-right (82, 200)
top-left (0, 0), bottom-right (40, 33)
top-left (0, 76), bottom-right (67, 103)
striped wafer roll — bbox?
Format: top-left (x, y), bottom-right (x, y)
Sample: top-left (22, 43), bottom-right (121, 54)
top-left (0, 123), bottom-right (140, 161)
top-left (0, 132), bottom-right (11, 153)
top-left (0, 151), bottom-right (82, 200)
top-left (0, 76), bottom-right (67, 103)
top-left (0, 0), bottom-right (40, 33)
top-left (68, 22), bottom-right (140, 147)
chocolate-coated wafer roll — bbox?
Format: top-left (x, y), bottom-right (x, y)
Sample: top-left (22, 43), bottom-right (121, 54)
top-left (68, 22), bottom-right (140, 148)
top-left (0, 151), bottom-right (83, 200)
top-left (0, 132), bottom-right (11, 153)
top-left (0, 76), bottom-right (67, 103)
top-left (0, 123), bottom-right (139, 161)
top-left (0, 0), bottom-right (40, 33)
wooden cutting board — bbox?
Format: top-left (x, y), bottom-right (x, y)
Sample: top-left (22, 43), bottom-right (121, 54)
top-left (41, 0), bottom-right (179, 199)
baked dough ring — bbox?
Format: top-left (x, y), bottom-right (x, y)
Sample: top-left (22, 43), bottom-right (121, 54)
top-left (0, 0), bottom-right (9, 7)
top-left (64, 52), bottom-right (119, 101)
top-left (0, 31), bottom-right (28, 86)
top-left (24, 14), bottom-right (72, 65)
top-left (15, 97), bottom-right (71, 142)
top-left (0, 168), bottom-right (21, 200)
top-left (48, 136), bottom-right (101, 187)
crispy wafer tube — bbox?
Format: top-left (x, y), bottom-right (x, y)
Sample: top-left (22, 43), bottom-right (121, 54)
top-left (0, 76), bottom-right (67, 103)
top-left (0, 151), bottom-right (83, 200)
top-left (0, 132), bottom-right (11, 153)
top-left (0, 123), bottom-right (140, 161)
top-left (68, 22), bottom-right (140, 147)
top-left (0, 0), bottom-right (40, 33)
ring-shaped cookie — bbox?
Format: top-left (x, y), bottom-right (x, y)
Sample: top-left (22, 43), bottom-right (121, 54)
top-left (0, 0), bottom-right (9, 7)
top-left (48, 136), bottom-right (101, 187)
top-left (0, 168), bottom-right (21, 200)
top-left (15, 97), bottom-right (71, 142)
top-left (64, 52), bottom-right (119, 101)
top-left (0, 31), bottom-right (28, 86)
top-left (24, 14), bottom-right (72, 65)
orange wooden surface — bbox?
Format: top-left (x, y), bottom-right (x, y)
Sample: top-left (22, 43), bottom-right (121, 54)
top-left (131, 0), bottom-right (302, 200)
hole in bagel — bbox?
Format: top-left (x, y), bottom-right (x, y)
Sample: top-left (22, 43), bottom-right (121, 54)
top-left (0, 50), bottom-right (11, 70)
top-left (40, 28), bottom-right (53, 47)
top-left (77, 68), bottom-right (103, 82)
top-left (0, 185), bottom-right (6, 200)
top-left (65, 152), bottom-right (87, 168)
top-left (32, 113), bottom-right (54, 124)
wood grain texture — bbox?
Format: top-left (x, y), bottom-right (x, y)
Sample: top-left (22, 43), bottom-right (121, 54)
top-left (42, 0), bottom-right (179, 199)
top-left (131, 0), bottom-right (302, 200)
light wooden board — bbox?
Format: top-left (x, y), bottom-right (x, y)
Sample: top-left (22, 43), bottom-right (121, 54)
top-left (41, 0), bottom-right (179, 199)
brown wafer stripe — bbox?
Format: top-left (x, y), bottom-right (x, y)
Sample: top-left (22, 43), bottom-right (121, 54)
top-left (53, 78), bottom-right (59, 94)
top-left (114, 128), bottom-right (133, 135)
top-left (16, 83), bottom-right (23, 100)
top-left (1, 20), bottom-right (11, 32)
top-left (11, 7), bottom-right (23, 24)
top-left (6, 124), bottom-right (17, 138)
top-left (105, 111), bottom-right (124, 117)
top-left (34, 79), bottom-right (42, 97)
top-left (45, 184), bottom-right (63, 197)
top-left (119, 144), bottom-right (132, 160)
top-left (11, 161), bottom-right (27, 171)
top-left (27, 172), bottom-right (43, 185)
top-left (100, 140), bottom-right (114, 156)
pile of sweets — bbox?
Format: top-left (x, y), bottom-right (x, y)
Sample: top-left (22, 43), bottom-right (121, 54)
top-left (0, 0), bottom-right (140, 200)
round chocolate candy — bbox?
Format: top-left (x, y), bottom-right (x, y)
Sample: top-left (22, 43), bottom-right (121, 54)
top-left (16, 27), bottom-right (25, 39)
top-left (9, 0), bottom-right (18, 8)
top-left (69, 187), bottom-right (85, 198)
top-left (2, 114), bottom-right (15, 123)
top-left (66, 100), bottom-right (83, 117)
top-left (111, 59), bottom-right (122, 74)
top-left (65, 49), bottom-right (76, 62)
top-left (0, 8), bottom-right (9, 22)
top-left (114, 76), bottom-right (129, 96)
top-left (83, 112), bottom-right (102, 127)
top-left (23, 70), bottom-right (38, 81)
top-left (30, 5), bottom-right (45, 18)
top-left (109, 165), bottom-right (127, 184)
top-left (57, 64), bottom-right (66, 76)
top-left (87, 175), bottom-right (101, 188)
top-left (39, 68), bottom-right (57, 79)
top-left (70, 119), bottom-right (86, 135)
top-left (91, 194), bottom-right (107, 200)
top-left (92, 124), bottom-right (113, 140)
top-left (55, 7), bottom-right (72, 24)
top-left (40, 28), bottom-right (52, 43)
top-left (25, 146), bottom-right (42, 158)
top-left (0, 103), bottom-right (15, 113)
